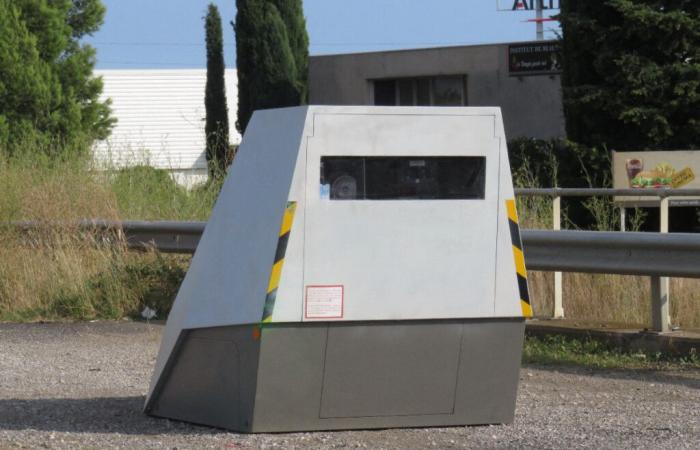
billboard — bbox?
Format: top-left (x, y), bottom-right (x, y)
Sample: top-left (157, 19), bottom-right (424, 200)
top-left (508, 42), bottom-right (561, 75)
top-left (497, 0), bottom-right (560, 11)
top-left (612, 151), bottom-right (700, 207)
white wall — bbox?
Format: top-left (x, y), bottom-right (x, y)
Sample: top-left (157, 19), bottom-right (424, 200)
top-left (93, 69), bottom-right (240, 186)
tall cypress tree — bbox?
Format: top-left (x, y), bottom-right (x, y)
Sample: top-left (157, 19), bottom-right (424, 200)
top-left (560, 0), bottom-right (700, 150)
top-left (234, 0), bottom-right (309, 134)
top-left (204, 3), bottom-right (230, 175)
top-left (271, 0), bottom-right (309, 102)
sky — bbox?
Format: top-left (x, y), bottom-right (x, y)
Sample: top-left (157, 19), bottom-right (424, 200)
top-left (85, 0), bottom-right (561, 69)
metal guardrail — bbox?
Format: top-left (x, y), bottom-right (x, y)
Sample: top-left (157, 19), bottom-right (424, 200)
top-left (522, 230), bottom-right (700, 278)
top-left (118, 220), bottom-right (204, 253)
top-left (10, 217), bottom-right (700, 332)
top-left (112, 222), bottom-right (700, 278)
top-left (14, 219), bottom-right (700, 277)
top-left (11, 220), bottom-right (205, 254)
top-left (56, 221), bottom-right (700, 278)
top-left (513, 187), bottom-right (700, 331)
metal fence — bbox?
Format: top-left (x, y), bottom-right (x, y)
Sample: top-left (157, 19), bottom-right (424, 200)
top-left (514, 187), bottom-right (700, 332)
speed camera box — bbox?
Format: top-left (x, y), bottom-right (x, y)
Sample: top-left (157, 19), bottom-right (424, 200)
top-left (145, 106), bottom-right (531, 432)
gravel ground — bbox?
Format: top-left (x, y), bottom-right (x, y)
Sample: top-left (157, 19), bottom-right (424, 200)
top-left (0, 322), bottom-right (699, 449)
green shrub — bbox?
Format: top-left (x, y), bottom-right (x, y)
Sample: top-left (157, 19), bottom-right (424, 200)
top-left (508, 138), bottom-right (610, 189)
top-left (110, 165), bottom-right (220, 220)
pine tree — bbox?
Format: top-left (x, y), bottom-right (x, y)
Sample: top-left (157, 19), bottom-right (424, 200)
top-left (0, 0), bottom-right (113, 156)
top-left (234, 0), bottom-right (309, 133)
top-left (560, 0), bottom-right (700, 150)
top-left (204, 3), bottom-right (230, 176)
top-left (0, 0), bottom-right (53, 148)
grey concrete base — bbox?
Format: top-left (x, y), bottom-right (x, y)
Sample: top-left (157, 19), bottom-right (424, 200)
top-left (146, 318), bottom-right (525, 432)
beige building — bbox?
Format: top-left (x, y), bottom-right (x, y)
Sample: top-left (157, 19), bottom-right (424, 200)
top-left (309, 41), bottom-right (565, 140)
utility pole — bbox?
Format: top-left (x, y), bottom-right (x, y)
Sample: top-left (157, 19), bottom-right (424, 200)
top-left (536, 0), bottom-right (544, 40)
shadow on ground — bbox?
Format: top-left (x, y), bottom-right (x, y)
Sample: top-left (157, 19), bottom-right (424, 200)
top-left (0, 396), bottom-right (225, 435)
top-left (2, 368), bottom-right (698, 436)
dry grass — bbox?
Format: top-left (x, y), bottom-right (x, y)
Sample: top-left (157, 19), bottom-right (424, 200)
top-left (0, 155), bottom-right (190, 322)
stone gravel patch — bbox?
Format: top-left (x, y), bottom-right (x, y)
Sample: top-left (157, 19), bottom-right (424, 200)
top-left (1, 322), bottom-right (698, 449)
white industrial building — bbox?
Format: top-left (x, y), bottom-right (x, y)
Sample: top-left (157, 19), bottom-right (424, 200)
top-left (93, 69), bottom-right (240, 187)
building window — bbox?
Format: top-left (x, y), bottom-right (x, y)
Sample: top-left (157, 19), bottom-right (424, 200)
top-left (432, 77), bottom-right (464, 106)
top-left (372, 76), bottom-right (467, 106)
top-left (374, 80), bottom-right (396, 106)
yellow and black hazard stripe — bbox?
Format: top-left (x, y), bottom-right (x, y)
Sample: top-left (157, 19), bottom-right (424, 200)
top-left (260, 201), bottom-right (297, 327)
top-left (506, 199), bottom-right (532, 317)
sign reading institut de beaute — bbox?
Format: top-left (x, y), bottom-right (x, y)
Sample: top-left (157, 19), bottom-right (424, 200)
top-left (612, 150), bottom-right (700, 207)
top-left (508, 42), bottom-right (561, 76)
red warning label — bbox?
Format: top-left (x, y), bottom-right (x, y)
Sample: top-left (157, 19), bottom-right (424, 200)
top-left (305, 285), bottom-right (344, 319)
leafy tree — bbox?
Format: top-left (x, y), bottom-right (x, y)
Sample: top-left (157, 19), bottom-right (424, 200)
top-left (0, 0), bottom-right (112, 156)
top-left (560, 0), bottom-right (700, 150)
top-left (204, 3), bottom-right (230, 176)
top-left (233, 0), bottom-right (309, 133)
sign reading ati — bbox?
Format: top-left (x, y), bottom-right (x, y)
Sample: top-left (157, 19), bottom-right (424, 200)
top-left (498, 0), bottom-right (560, 10)
top-left (508, 42), bottom-right (561, 76)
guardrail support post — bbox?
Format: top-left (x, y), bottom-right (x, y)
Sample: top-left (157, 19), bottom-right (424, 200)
top-left (650, 276), bottom-right (670, 333)
top-left (660, 195), bottom-right (669, 233)
top-left (620, 207), bottom-right (626, 232)
top-left (553, 195), bottom-right (564, 319)
top-left (650, 196), bottom-right (671, 332)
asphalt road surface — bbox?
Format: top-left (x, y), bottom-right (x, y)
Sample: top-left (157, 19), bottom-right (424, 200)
top-left (1, 322), bottom-right (698, 449)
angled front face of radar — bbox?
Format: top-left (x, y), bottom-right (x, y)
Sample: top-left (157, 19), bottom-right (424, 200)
top-left (144, 106), bottom-right (531, 432)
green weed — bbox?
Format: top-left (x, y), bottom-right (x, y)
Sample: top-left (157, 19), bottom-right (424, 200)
top-left (109, 165), bottom-right (221, 221)
top-left (523, 335), bottom-right (700, 369)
